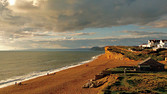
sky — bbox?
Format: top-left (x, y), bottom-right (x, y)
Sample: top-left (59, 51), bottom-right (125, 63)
top-left (0, 0), bottom-right (167, 50)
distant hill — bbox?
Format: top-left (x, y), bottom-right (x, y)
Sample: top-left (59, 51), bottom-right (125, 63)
top-left (90, 47), bottom-right (105, 51)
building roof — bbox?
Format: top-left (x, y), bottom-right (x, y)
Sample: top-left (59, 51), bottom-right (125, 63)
top-left (149, 40), bottom-right (167, 42)
top-left (149, 40), bottom-right (160, 42)
top-left (138, 57), bottom-right (165, 66)
top-left (141, 43), bottom-right (147, 45)
top-left (162, 40), bottom-right (167, 42)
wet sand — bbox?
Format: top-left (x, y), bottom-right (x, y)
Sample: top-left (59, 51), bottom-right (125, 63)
top-left (0, 54), bottom-right (139, 94)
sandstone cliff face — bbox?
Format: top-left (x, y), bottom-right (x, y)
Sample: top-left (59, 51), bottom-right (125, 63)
top-left (105, 46), bottom-right (129, 60)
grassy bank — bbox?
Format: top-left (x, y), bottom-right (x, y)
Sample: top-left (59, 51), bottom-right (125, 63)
top-left (100, 72), bottom-right (167, 94)
top-left (106, 46), bottom-right (167, 61)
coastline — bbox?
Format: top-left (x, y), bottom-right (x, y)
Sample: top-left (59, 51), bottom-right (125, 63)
top-left (0, 54), bottom-right (102, 89)
top-left (0, 54), bottom-right (139, 94)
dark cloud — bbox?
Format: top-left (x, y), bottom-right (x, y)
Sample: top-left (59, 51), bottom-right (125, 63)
top-left (43, 0), bottom-right (167, 31)
top-left (1, 0), bottom-right (167, 33)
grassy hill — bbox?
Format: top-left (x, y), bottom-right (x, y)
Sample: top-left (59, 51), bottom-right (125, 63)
top-left (100, 72), bottom-right (167, 94)
top-left (106, 46), bottom-right (167, 61)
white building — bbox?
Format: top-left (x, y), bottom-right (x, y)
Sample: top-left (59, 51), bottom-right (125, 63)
top-left (139, 40), bottom-right (167, 49)
top-left (157, 40), bottom-right (167, 48)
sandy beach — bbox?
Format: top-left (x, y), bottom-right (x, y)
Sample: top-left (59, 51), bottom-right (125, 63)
top-left (0, 54), bottom-right (139, 94)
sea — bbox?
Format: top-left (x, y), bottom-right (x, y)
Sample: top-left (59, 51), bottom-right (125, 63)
top-left (0, 50), bottom-right (104, 88)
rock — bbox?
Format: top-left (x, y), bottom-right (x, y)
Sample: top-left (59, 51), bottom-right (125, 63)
top-left (83, 81), bottom-right (94, 88)
top-left (95, 74), bottom-right (105, 80)
top-left (96, 81), bottom-right (104, 87)
top-left (18, 82), bottom-right (22, 85)
top-left (83, 80), bottom-right (106, 88)
top-left (83, 82), bottom-right (91, 88)
top-left (89, 83), bottom-right (95, 88)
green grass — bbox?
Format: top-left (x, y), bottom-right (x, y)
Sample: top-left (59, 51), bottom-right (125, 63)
top-left (106, 46), bottom-right (166, 61)
top-left (127, 80), bottom-right (137, 86)
top-left (110, 68), bottom-right (125, 71)
top-left (100, 73), bottom-right (167, 94)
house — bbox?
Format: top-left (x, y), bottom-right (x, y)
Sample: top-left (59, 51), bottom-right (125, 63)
top-left (139, 40), bottom-right (167, 49)
top-left (138, 57), bottom-right (165, 71)
top-left (158, 40), bottom-right (167, 48)
top-left (139, 43), bottom-right (150, 48)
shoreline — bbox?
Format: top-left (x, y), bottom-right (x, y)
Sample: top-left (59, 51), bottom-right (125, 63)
top-left (0, 54), bottom-right (102, 89)
top-left (0, 54), bottom-right (139, 94)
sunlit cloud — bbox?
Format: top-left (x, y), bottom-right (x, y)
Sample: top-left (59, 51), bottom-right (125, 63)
top-left (147, 20), bottom-right (167, 28)
top-left (8, 0), bottom-right (16, 6)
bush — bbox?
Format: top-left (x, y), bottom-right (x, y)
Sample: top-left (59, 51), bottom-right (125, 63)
top-left (154, 87), bottom-right (166, 92)
top-left (127, 80), bottom-right (136, 86)
top-left (156, 56), bottom-right (164, 61)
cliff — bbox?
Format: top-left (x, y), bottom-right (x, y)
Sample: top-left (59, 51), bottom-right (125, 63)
top-left (105, 46), bottom-right (130, 61)
top-left (105, 46), bottom-right (167, 61)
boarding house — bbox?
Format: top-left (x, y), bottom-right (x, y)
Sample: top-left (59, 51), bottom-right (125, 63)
top-left (138, 57), bottom-right (165, 71)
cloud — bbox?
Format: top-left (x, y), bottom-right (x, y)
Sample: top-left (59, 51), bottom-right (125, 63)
top-left (1, 30), bottom-right (167, 50)
top-left (146, 20), bottom-right (167, 28)
top-left (63, 36), bottom-right (74, 40)
top-left (47, 0), bottom-right (167, 31)
top-left (0, 0), bottom-right (167, 39)
top-left (1, 0), bottom-right (167, 34)
top-left (1, 0), bottom-right (167, 50)
top-left (58, 32), bottom-right (96, 37)
top-left (69, 32), bottom-right (95, 36)
top-left (12, 35), bottom-right (166, 49)
top-left (121, 30), bottom-right (167, 35)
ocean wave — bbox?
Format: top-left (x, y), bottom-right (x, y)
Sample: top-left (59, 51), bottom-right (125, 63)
top-left (0, 54), bottom-right (102, 88)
